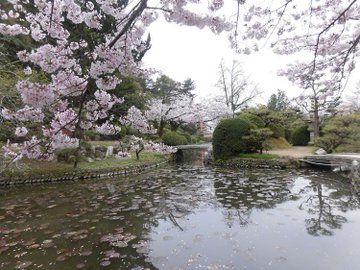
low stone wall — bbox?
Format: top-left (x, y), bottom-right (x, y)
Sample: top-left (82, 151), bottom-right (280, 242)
top-left (0, 160), bottom-right (168, 187)
top-left (210, 157), bottom-right (300, 169)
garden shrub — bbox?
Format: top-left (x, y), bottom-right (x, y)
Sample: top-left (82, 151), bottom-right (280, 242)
top-left (178, 131), bottom-right (192, 144)
top-left (162, 131), bottom-right (188, 146)
top-left (212, 118), bottom-right (252, 160)
top-left (0, 121), bottom-right (15, 142)
top-left (237, 112), bottom-right (265, 128)
top-left (291, 125), bottom-right (310, 146)
top-left (83, 130), bottom-right (100, 141)
top-left (315, 114), bottom-right (360, 153)
top-left (243, 128), bottom-right (273, 154)
top-left (56, 148), bottom-right (78, 163)
top-left (285, 128), bottom-right (292, 142)
top-left (268, 122), bottom-right (285, 138)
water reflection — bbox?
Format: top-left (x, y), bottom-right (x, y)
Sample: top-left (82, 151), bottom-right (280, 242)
top-left (299, 178), bottom-right (359, 236)
top-left (1, 150), bottom-right (360, 269)
top-left (213, 169), bottom-right (296, 228)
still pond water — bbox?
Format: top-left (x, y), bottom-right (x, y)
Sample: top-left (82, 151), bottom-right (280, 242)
top-left (1, 150), bottom-right (360, 269)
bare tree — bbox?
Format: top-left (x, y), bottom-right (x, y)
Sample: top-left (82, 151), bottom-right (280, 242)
top-left (217, 60), bottom-right (260, 117)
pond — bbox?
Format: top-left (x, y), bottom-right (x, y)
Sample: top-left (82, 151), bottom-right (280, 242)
top-left (1, 149), bottom-right (360, 269)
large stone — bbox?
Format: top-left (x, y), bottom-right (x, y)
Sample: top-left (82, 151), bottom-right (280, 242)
top-left (315, 148), bottom-right (327, 155)
top-left (106, 146), bottom-right (114, 157)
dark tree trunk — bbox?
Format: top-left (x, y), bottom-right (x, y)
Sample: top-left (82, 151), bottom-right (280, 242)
top-left (157, 120), bottom-right (165, 137)
top-left (313, 98), bottom-right (320, 138)
top-left (170, 121), bottom-right (179, 131)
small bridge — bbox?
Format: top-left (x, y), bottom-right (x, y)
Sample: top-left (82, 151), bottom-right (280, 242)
top-left (176, 144), bottom-right (212, 150)
top-left (300, 154), bottom-right (360, 171)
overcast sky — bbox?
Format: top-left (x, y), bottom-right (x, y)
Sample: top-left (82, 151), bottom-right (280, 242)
top-left (143, 18), bottom-right (359, 105)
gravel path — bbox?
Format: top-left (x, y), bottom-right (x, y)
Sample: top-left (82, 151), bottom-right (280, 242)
top-left (268, 146), bottom-right (314, 158)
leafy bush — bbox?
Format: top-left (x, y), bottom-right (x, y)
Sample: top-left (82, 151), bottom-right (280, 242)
top-left (284, 128), bottom-right (292, 142)
top-left (162, 131), bottom-right (188, 146)
top-left (268, 122), bottom-right (285, 138)
top-left (83, 130), bottom-right (100, 141)
top-left (178, 131), bottom-right (192, 144)
top-left (315, 114), bottom-right (360, 153)
top-left (0, 121), bottom-right (15, 142)
top-left (56, 148), bottom-right (78, 163)
top-left (243, 128), bottom-right (273, 154)
top-left (212, 118), bottom-right (252, 160)
top-left (291, 125), bottom-right (310, 146)
top-left (237, 112), bottom-right (265, 128)
top-left (238, 107), bottom-right (285, 138)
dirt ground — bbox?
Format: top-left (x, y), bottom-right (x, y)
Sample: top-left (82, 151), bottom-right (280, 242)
top-left (268, 146), bottom-right (314, 158)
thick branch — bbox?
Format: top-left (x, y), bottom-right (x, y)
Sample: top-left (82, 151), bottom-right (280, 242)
top-left (108, 0), bottom-right (148, 48)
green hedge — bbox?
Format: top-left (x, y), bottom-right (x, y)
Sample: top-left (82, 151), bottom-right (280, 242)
top-left (212, 118), bottom-right (252, 160)
top-left (162, 131), bottom-right (188, 146)
top-left (291, 125), bottom-right (310, 146)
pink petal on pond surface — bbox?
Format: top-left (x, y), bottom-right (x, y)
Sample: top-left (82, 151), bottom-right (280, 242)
top-left (103, 250), bottom-right (120, 258)
top-left (41, 239), bottom-right (54, 248)
top-left (15, 261), bottom-right (32, 269)
top-left (56, 255), bottom-right (69, 262)
top-left (76, 263), bottom-right (86, 269)
top-left (80, 250), bottom-right (92, 256)
top-left (0, 246), bottom-right (9, 254)
top-left (27, 244), bottom-right (40, 250)
top-left (100, 260), bottom-right (111, 267)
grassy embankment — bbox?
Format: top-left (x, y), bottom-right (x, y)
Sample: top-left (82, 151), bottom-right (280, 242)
top-left (1, 140), bottom-right (166, 178)
top-left (237, 153), bottom-right (279, 159)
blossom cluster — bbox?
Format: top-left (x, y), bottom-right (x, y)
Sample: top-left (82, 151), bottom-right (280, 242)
top-left (120, 106), bottom-right (156, 135)
top-left (0, 0), bottom-right (235, 162)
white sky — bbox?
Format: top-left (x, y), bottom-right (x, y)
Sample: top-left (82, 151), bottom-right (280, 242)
top-left (143, 18), bottom-right (359, 105)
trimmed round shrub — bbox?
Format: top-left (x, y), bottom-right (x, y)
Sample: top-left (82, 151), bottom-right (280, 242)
top-left (162, 131), bottom-right (188, 146)
top-left (291, 125), bottom-right (310, 146)
top-left (212, 118), bottom-right (252, 160)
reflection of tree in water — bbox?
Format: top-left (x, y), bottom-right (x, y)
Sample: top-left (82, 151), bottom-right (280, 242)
top-left (173, 149), bottom-right (207, 165)
top-left (213, 170), bottom-right (296, 227)
top-left (299, 177), bottom-right (360, 236)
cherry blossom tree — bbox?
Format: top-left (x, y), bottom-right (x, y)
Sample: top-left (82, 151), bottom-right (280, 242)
top-left (239, 0), bottom-right (359, 137)
top-left (237, 0), bottom-right (359, 90)
top-left (0, 0), bottom-right (233, 166)
top-left (343, 82), bottom-right (360, 112)
top-left (145, 96), bottom-right (198, 136)
top-left (144, 95), bottom-right (230, 136)
top-left (2, 0), bottom-right (358, 164)
top-left (115, 135), bottom-right (176, 161)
